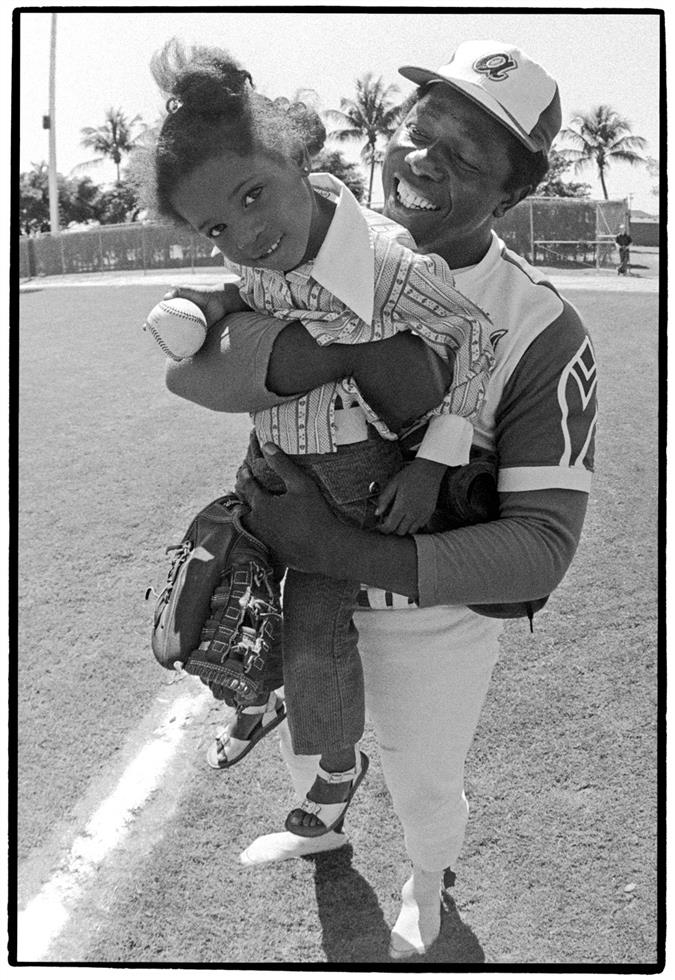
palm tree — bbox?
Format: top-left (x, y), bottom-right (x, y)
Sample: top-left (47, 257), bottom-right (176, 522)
top-left (556, 105), bottom-right (647, 200)
top-left (78, 108), bottom-right (143, 184)
top-left (325, 74), bottom-right (403, 207)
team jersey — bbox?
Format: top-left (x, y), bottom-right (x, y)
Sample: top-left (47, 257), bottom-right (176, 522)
top-left (359, 231), bottom-right (597, 611)
top-left (459, 233), bottom-right (596, 491)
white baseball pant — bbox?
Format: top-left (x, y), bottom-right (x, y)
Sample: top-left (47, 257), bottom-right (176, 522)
top-left (278, 603), bottom-right (502, 871)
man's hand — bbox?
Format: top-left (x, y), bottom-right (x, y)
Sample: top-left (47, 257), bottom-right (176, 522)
top-left (164, 283), bottom-right (247, 328)
top-left (236, 443), bottom-right (420, 597)
top-left (235, 444), bottom-right (342, 574)
top-left (376, 457), bottom-right (447, 535)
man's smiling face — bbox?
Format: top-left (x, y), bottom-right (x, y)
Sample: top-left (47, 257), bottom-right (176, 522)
top-left (382, 84), bottom-right (526, 267)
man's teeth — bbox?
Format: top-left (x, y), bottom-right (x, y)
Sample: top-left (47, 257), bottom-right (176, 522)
top-left (260, 236), bottom-right (282, 257)
top-left (396, 179), bottom-right (438, 211)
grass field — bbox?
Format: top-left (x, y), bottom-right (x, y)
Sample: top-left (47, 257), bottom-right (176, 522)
top-left (17, 279), bottom-right (660, 965)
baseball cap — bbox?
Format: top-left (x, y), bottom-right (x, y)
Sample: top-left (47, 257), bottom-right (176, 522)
top-left (399, 40), bottom-right (561, 154)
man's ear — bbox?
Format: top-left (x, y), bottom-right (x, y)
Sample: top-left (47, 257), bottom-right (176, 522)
top-left (293, 142), bottom-right (311, 174)
top-left (493, 185), bottom-right (532, 219)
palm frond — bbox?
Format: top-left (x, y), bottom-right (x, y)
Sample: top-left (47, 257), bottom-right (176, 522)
top-left (329, 128), bottom-right (368, 143)
top-left (69, 157), bottom-right (107, 175)
top-left (555, 103), bottom-right (647, 197)
top-left (605, 148), bottom-right (648, 167)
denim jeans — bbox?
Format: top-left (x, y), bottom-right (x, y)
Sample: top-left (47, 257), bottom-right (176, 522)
top-left (245, 431), bottom-right (402, 755)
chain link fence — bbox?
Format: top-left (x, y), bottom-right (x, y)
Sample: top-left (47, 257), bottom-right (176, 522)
top-left (19, 197), bottom-right (632, 279)
top-left (494, 196), bottom-right (629, 268)
top-left (19, 222), bottom-right (225, 279)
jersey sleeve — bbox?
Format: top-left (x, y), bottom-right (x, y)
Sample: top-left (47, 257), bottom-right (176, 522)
top-left (165, 310), bottom-right (294, 414)
top-left (495, 300), bottom-right (597, 494)
top-left (414, 485), bottom-right (588, 608)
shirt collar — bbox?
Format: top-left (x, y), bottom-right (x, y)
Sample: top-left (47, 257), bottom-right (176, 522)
top-left (307, 173), bottom-right (375, 325)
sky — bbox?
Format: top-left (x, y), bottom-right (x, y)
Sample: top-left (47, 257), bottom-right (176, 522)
top-left (15, 3), bottom-right (663, 215)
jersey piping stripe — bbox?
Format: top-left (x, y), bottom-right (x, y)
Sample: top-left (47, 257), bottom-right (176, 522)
top-left (575, 408), bottom-right (598, 472)
top-left (499, 241), bottom-right (562, 295)
top-left (356, 588), bottom-right (417, 609)
top-left (498, 465), bottom-right (593, 493)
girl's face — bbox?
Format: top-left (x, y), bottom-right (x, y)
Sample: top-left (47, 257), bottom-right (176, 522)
top-left (171, 147), bottom-right (320, 271)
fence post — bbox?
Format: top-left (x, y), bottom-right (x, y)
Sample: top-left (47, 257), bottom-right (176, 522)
top-left (59, 234), bottom-right (65, 275)
top-left (26, 236), bottom-right (36, 278)
top-left (595, 203), bottom-right (600, 270)
top-left (141, 223), bottom-right (147, 275)
top-left (191, 233), bottom-right (195, 274)
top-left (529, 199), bottom-right (535, 264)
top-left (98, 228), bottom-right (104, 272)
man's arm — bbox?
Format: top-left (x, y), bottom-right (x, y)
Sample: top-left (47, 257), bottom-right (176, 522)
top-left (166, 310), bottom-right (452, 428)
top-left (408, 304), bottom-right (597, 605)
top-left (236, 446), bottom-right (586, 604)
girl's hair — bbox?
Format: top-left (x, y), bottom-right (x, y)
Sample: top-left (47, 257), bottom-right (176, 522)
top-left (136, 39), bottom-right (326, 225)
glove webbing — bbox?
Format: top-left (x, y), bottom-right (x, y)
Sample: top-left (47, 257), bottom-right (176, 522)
top-left (185, 561), bottom-right (280, 698)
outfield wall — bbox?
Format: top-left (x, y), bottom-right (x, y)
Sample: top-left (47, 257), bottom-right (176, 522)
top-left (630, 220), bottom-right (660, 248)
top-left (19, 196), bottom-right (631, 278)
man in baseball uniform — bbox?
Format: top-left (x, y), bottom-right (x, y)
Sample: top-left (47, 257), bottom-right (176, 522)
top-left (166, 40), bottom-right (597, 959)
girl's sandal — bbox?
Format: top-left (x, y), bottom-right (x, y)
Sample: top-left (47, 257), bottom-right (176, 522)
top-left (284, 751), bottom-right (369, 838)
top-left (206, 693), bottom-right (286, 770)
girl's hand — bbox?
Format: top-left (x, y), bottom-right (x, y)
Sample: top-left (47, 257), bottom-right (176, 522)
top-left (235, 444), bottom-right (342, 574)
top-left (164, 283), bottom-right (247, 328)
top-left (376, 458), bottom-right (447, 536)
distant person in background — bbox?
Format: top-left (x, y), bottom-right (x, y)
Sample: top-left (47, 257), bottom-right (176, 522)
top-left (615, 225), bottom-right (632, 275)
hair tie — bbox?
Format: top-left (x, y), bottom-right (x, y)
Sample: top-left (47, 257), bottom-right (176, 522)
top-left (166, 96), bottom-right (183, 114)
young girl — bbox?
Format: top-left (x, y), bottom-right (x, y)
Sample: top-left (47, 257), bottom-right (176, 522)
top-left (140, 39), bottom-right (495, 838)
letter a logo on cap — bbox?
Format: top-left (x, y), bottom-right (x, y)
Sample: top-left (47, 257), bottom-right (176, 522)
top-left (473, 53), bottom-right (518, 82)
top-left (398, 40), bottom-right (562, 152)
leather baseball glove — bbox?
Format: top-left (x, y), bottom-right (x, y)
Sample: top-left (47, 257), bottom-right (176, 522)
top-left (148, 493), bottom-right (282, 705)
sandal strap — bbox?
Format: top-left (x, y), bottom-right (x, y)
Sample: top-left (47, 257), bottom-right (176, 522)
top-left (293, 798), bottom-right (322, 816)
top-left (216, 693), bottom-right (281, 747)
top-left (240, 692), bottom-right (279, 716)
top-left (317, 754), bottom-right (361, 785)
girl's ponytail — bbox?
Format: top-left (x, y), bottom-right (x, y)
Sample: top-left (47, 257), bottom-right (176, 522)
top-left (138, 38), bottom-right (326, 226)
top-left (151, 39), bottom-right (253, 120)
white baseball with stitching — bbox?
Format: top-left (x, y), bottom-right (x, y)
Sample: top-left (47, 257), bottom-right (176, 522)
top-left (143, 298), bottom-right (207, 360)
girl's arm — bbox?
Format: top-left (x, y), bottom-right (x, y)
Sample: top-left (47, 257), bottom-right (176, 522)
top-left (166, 310), bottom-right (452, 425)
top-left (165, 312), bottom-right (351, 413)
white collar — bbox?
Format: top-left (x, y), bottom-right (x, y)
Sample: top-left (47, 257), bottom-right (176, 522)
top-left (307, 173), bottom-right (374, 325)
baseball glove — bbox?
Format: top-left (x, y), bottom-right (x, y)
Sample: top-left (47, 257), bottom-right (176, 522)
top-left (148, 493), bottom-right (282, 704)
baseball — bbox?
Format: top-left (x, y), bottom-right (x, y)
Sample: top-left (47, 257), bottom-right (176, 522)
top-left (143, 297), bottom-right (208, 360)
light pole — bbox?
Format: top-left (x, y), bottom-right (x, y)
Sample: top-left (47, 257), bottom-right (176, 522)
top-left (47, 12), bottom-right (60, 235)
